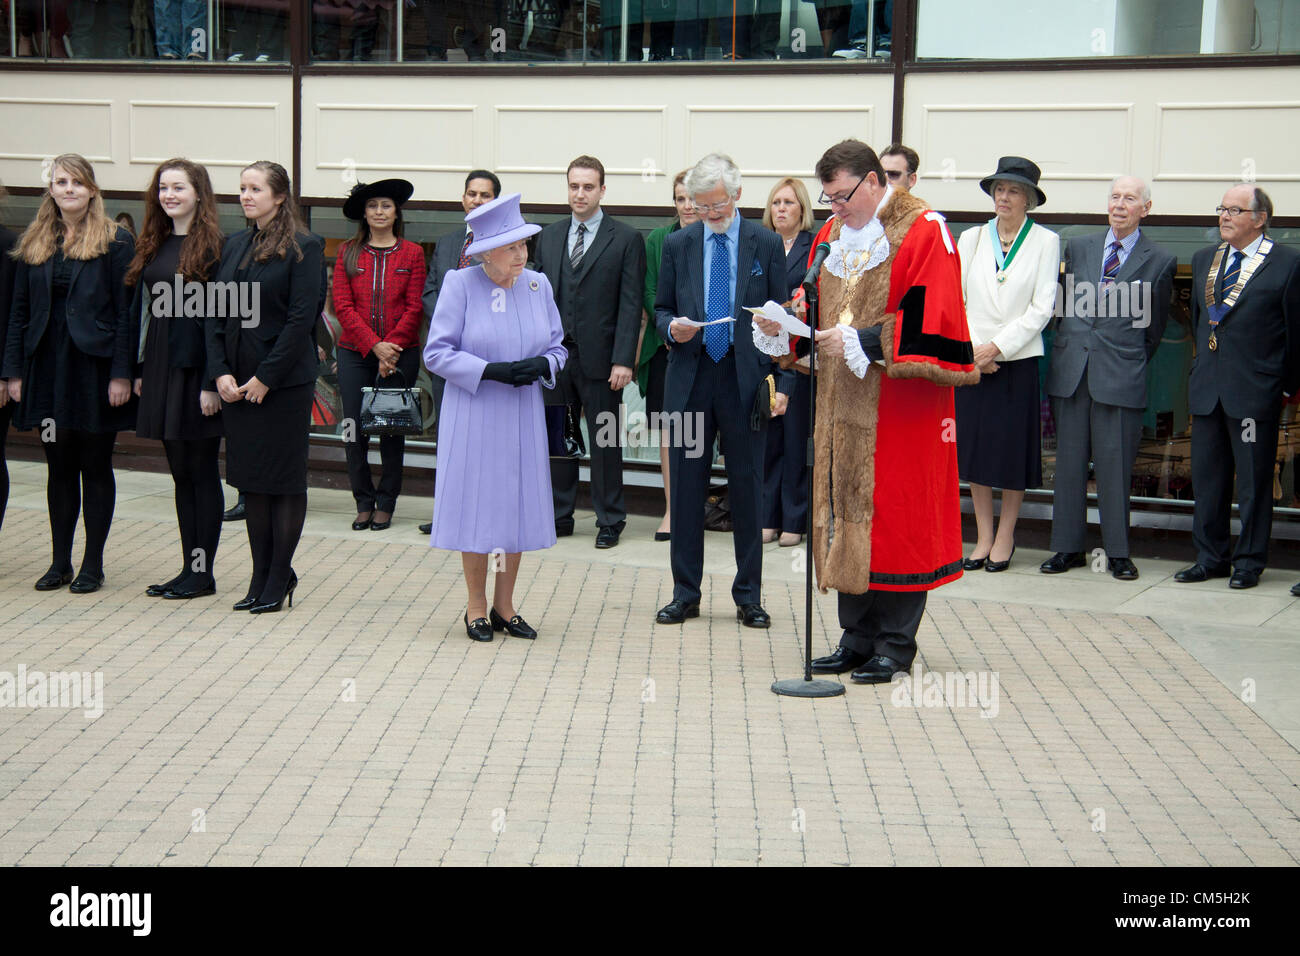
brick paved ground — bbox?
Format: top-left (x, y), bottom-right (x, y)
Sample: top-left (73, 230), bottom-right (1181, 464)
top-left (1, 462), bottom-right (1297, 866)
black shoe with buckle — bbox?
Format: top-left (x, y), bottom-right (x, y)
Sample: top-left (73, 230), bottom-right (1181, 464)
top-left (464, 614), bottom-right (493, 641)
top-left (1108, 557), bottom-right (1139, 581)
top-left (810, 647), bottom-right (870, 674)
top-left (490, 607), bottom-right (537, 639)
top-left (1040, 551), bottom-right (1087, 574)
top-left (850, 655), bottom-right (908, 684)
top-left (656, 599), bottom-right (699, 624)
top-left (736, 604), bottom-right (770, 628)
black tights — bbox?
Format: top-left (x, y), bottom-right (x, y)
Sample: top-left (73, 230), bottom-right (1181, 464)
top-left (162, 437), bottom-right (223, 588)
top-left (242, 492), bottom-right (306, 602)
top-left (41, 429), bottom-right (118, 578)
top-left (0, 402), bottom-right (11, 534)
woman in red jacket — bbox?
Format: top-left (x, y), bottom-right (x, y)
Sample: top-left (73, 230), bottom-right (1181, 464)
top-left (332, 179), bottom-right (426, 531)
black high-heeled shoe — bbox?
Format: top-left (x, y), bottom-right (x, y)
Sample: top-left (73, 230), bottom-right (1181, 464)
top-left (490, 607), bottom-right (537, 640)
top-left (249, 571), bottom-right (297, 614)
top-left (465, 613), bottom-right (494, 641)
top-left (985, 547), bottom-right (1016, 573)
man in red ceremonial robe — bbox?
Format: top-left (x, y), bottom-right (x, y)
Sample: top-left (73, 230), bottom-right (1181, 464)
top-left (757, 140), bottom-right (978, 684)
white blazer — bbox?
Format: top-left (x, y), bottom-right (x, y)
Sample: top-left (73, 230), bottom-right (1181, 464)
top-left (957, 220), bottom-right (1060, 362)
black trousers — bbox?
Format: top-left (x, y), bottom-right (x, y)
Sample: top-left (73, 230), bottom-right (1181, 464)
top-left (838, 588), bottom-right (927, 668)
top-left (763, 373), bottom-right (810, 533)
top-left (669, 350), bottom-right (764, 605)
top-left (551, 367), bottom-right (627, 533)
top-left (337, 346), bottom-right (421, 514)
top-left (1191, 400), bottom-right (1279, 574)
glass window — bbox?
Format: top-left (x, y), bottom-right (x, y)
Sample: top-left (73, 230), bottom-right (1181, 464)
top-left (917, 0), bottom-right (1300, 60)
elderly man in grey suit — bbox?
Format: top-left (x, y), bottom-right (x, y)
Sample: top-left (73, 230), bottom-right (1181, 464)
top-left (1041, 176), bottom-right (1176, 580)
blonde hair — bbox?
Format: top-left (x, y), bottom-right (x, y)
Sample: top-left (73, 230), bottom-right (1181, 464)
top-left (762, 178), bottom-right (814, 233)
top-left (13, 154), bottom-right (119, 264)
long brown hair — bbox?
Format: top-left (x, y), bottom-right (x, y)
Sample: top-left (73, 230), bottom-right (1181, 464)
top-left (342, 202), bottom-right (405, 278)
top-left (12, 153), bottom-right (119, 264)
top-left (243, 161), bottom-right (304, 263)
top-left (125, 159), bottom-right (223, 286)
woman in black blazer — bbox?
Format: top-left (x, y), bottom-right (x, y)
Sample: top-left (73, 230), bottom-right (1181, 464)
top-left (125, 158), bottom-right (227, 600)
top-left (207, 161), bottom-right (322, 614)
top-left (4, 154), bottom-right (135, 593)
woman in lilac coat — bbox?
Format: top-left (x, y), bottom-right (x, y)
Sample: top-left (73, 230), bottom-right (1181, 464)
top-left (424, 193), bottom-right (567, 643)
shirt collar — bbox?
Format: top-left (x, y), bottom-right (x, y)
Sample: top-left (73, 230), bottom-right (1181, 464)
top-left (1104, 227), bottom-right (1141, 254)
top-left (1232, 234), bottom-right (1264, 258)
top-left (572, 209), bottom-right (603, 232)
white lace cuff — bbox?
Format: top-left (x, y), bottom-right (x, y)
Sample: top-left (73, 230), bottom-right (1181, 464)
top-left (752, 324), bottom-right (790, 358)
top-left (840, 326), bottom-right (871, 379)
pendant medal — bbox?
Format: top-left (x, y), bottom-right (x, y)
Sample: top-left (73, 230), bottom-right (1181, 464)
top-left (1208, 331), bottom-right (1217, 351)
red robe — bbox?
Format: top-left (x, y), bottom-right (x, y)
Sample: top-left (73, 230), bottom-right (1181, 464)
top-left (809, 193), bottom-right (978, 594)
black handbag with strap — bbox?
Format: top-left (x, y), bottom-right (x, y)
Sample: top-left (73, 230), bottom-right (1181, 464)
top-left (545, 404), bottom-right (586, 459)
top-left (359, 369), bottom-right (423, 436)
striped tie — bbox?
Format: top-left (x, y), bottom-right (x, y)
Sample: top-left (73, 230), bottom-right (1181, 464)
top-left (456, 231), bottom-right (472, 269)
top-left (571, 223), bottom-right (586, 270)
top-left (1101, 240), bottom-right (1122, 285)
top-left (704, 232), bottom-right (731, 363)
top-left (1219, 250), bottom-right (1242, 302)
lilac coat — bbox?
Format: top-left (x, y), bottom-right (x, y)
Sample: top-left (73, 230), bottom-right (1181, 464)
top-left (424, 266), bottom-right (568, 553)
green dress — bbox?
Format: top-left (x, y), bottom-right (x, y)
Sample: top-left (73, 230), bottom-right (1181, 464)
top-left (636, 219), bottom-right (679, 397)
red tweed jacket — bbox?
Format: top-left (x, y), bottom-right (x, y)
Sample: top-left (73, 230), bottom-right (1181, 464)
top-left (332, 238), bottom-right (426, 354)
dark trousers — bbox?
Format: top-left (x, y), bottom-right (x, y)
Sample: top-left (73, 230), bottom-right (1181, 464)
top-left (1049, 383), bottom-right (1143, 558)
top-left (838, 588), bottom-right (926, 668)
top-left (763, 373), bottom-right (810, 532)
top-left (1191, 400), bottom-right (1279, 574)
top-left (551, 368), bottom-right (627, 533)
top-left (669, 350), bottom-right (763, 604)
top-left (337, 345), bottom-right (420, 513)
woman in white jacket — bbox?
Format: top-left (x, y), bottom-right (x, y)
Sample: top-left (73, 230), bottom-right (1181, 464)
top-left (955, 157), bottom-right (1060, 572)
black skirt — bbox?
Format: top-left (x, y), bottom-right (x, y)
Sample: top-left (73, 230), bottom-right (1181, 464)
top-left (221, 381), bottom-right (313, 494)
top-left (136, 310), bottom-right (224, 442)
top-left (954, 356), bottom-right (1042, 491)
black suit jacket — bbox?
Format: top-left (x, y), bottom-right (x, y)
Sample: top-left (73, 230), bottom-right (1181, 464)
top-left (1188, 239), bottom-right (1300, 421)
top-left (534, 214), bottom-right (646, 379)
top-left (654, 218), bottom-right (789, 419)
top-left (206, 228), bottom-right (324, 390)
top-left (0, 227), bottom-right (17, 378)
top-left (421, 227), bottom-right (468, 321)
top-left (3, 225), bottom-right (135, 380)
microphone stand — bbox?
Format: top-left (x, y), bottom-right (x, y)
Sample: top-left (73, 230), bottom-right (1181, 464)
top-left (772, 271), bottom-right (845, 699)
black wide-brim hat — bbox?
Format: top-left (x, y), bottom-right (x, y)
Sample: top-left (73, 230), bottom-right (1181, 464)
top-left (979, 156), bottom-right (1046, 207)
top-left (342, 178), bottom-right (415, 221)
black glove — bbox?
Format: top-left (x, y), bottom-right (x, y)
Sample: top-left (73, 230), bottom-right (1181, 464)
top-left (481, 362), bottom-right (514, 384)
top-left (510, 356), bottom-right (551, 386)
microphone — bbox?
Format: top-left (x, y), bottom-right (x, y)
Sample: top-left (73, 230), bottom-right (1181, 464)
top-left (801, 242), bottom-right (832, 291)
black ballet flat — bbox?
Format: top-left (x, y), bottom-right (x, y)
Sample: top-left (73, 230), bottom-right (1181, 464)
top-left (146, 572), bottom-right (188, 597)
top-left (490, 607), bottom-right (537, 640)
top-left (465, 614), bottom-right (494, 642)
top-left (163, 579), bottom-right (216, 600)
top-left (69, 572), bottom-right (104, 594)
top-left (35, 568), bottom-right (75, 591)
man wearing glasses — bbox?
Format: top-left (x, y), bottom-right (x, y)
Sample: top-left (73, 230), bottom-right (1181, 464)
top-left (652, 153), bottom-right (789, 627)
top-left (1175, 185), bottom-right (1300, 591)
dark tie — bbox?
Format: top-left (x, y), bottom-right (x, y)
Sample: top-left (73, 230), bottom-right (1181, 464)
top-left (1102, 240), bottom-right (1122, 285)
top-left (705, 232), bottom-right (731, 363)
top-left (570, 222), bottom-right (586, 270)
top-left (456, 231), bottom-right (473, 270)
top-left (1219, 250), bottom-right (1242, 301)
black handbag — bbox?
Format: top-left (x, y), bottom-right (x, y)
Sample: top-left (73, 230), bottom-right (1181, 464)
top-left (545, 404), bottom-right (586, 459)
top-left (359, 369), bottom-right (423, 436)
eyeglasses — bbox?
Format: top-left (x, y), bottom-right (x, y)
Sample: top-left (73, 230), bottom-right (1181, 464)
top-left (1216, 205), bottom-right (1255, 217)
top-left (818, 174), bottom-right (867, 206)
top-left (691, 198), bottom-right (735, 214)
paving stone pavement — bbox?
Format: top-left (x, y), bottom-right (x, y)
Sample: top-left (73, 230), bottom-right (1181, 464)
top-left (1, 461), bottom-right (1298, 866)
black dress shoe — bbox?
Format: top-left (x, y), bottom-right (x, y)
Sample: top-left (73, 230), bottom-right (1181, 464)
top-left (962, 555), bottom-right (987, 571)
top-left (163, 578), bottom-right (216, 599)
top-left (984, 547), bottom-right (1015, 572)
top-left (35, 568), bottom-right (75, 591)
top-left (146, 572), bottom-right (188, 597)
top-left (1108, 557), bottom-right (1139, 581)
top-left (1291, 581), bottom-right (1300, 597)
top-left (851, 655), bottom-right (908, 684)
top-left (464, 614), bottom-right (494, 641)
top-left (1229, 569), bottom-right (1260, 590)
top-left (69, 572), bottom-right (104, 594)
top-left (1040, 551), bottom-right (1087, 574)
top-left (418, 522), bottom-right (432, 535)
top-left (352, 513), bottom-right (372, 531)
top-left (736, 603), bottom-right (770, 628)
top-left (655, 599), bottom-right (700, 624)
top-left (223, 498), bottom-right (246, 522)
top-left (810, 647), bottom-right (870, 674)
top-left (595, 527), bottom-right (621, 549)
top-left (654, 531), bottom-right (671, 542)
top-left (1174, 563), bottom-right (1230, 583)
top-left (490, 607), bottom-right (537, 639)
top-left (555, 524), bottom-right (574, 538)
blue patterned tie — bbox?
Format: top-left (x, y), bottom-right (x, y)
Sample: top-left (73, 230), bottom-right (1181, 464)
top-left (705, 232), bottom-right (731, 363)
top-left (1219, 250), bottom-right (1242, 302)
top-left (1101, 240), bottom-right (1121, 285)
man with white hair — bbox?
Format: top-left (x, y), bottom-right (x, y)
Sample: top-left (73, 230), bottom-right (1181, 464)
top-left (1041, 176), bottom-right (1176, 581)
top-left (652, 153), bottom-right (789, 627)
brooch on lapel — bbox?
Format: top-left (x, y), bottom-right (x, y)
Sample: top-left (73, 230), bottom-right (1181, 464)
top-left (529, 280), bottom-right (539, 291)
top-left (750, 259), bottom-right (763, 277)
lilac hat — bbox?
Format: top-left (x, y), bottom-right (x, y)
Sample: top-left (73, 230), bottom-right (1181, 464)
top-left (465, 192), bottom-right (541, 255)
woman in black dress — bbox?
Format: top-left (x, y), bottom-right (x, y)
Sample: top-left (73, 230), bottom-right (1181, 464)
top-left (3, 153), bottom-right (135, 593)
top-left (208, 161), bottom-right (322, 614)
top-left (125, 158), bottom-right (226, 599)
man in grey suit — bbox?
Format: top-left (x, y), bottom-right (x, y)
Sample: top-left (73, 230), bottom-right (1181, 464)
top-left (535, 155), bottom-right (646, 549)
top-left (1041, 176), bottom-right (1176, 580)
top-left (418, 169), bottom-right (499, 534)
